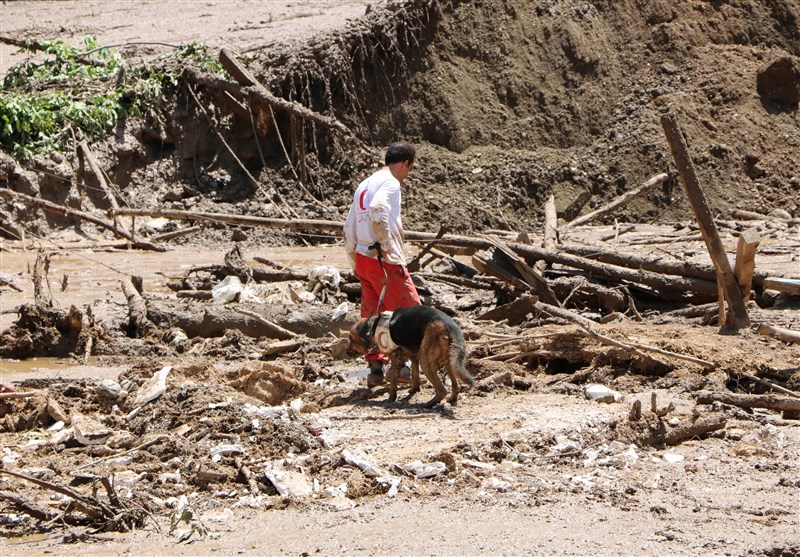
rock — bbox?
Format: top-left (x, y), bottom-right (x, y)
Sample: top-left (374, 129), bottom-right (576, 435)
top-left (585, 384), bottom-right (623, 403)
top-left (46, 397), bottom-right (68, 423)
top-left (107, 431), bottom-right (138, 449)
top-left (72, 413), bottom-right (112, 445)
top-left (662, 452), bottom-right (685, 464)
top-left (49, 427), bottom-right (74, 446)
top-left (768, 208), bottom-right (792, 220)
top-left (96, 379), bottom-right (124, 400)
top-left (756, 55), bottom-right (800, 105)
top-left (133, 365), bottom-right (172, 406)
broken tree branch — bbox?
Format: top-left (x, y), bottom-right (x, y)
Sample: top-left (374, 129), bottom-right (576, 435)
top-left (562, 173), bottom-right (669, 229)
top-left (757, 324), bottom-right (800, 345)
top-left (0, 188), bottom-right (164, 251)
top-left (78, 139), bottom-right (128, 234)
top-left (661, 113), bottom-right (749, 328)
top-left (234, 308), bottom-right (298, 340)
top-left (121, 276), bottom-right (158, 338)
top-left (697, 390), bottom-right (800, 413)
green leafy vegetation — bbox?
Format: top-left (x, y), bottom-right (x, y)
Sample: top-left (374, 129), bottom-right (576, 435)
top-left (0, 36), bottom-right (223, 158)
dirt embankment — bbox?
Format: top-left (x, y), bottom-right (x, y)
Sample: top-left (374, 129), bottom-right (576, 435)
top-left (3, 0), bottom-right (799, 242)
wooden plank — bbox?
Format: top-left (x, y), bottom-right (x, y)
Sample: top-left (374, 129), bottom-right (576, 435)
top-left (733, 229), bottom-right (761, 302)
top-left (763, 278), bottom-right (800, 296)
top-left (661, 113), bottom-right (749, 328)
top-left (477, 295), bottom-right (537, 325)
top-left (537, 194), bottom-right (558, 274)
top-left (482, 238), bottom-right (560, 306)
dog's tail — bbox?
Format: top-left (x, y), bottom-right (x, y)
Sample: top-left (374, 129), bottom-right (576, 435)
top-left (449, 333), bottom-right (474, 386)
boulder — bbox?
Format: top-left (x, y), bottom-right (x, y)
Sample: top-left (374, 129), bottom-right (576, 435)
top-left (757, 55), bottom-right (800, 105)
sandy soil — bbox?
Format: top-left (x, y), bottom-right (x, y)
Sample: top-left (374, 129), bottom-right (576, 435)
top-left (0, 0), bottom-right (382, 76)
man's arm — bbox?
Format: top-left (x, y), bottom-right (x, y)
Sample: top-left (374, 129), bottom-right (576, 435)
top-left (368, 180), bottom-right (399, 249)
top-left (343, 204), bottom-right (357, 269)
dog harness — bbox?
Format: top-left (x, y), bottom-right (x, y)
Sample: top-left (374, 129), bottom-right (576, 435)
top-left (372, 311), bottom-right (398, 354)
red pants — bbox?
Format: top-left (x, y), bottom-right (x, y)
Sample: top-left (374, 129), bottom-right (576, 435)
top-left (355, 253), bottom-right (420, 363)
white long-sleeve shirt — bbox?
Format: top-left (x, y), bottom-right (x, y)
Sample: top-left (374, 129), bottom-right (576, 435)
top-left (343, 168), bottom-right (406, 269)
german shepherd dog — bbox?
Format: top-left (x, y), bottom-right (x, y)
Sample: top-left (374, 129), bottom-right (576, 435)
top-left (347, 305), bottom-right (474, 407)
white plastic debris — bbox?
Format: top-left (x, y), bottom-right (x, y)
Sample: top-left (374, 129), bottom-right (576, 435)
top-left (401, 460), bottom-right (448, 478)
top-left (662, 452), bottom-right (685, 464)
top-left (1, 449), bottom-right (21, 467)
top-left (331, 301), bottom-right (350, 321)
top-left (584, 384), bottom-right (623, 403)
top-left (490, 477), bottom-right (512, 492)
top-left (240, 284), bottom-right (264, 304)
top-left (133, 365), bottom-right (172, 406)
top-left (308, 265), bottom-right (341, 289)
top-left (263, 461), bottom-right (313, 498)
top-left (47, 421), bottom-right (65, 432)
top-left (242, 403), bottom-right (286, 419)
top-left (462, 459), bottom-right (496, 471)
top-left (342, 449), bottom-right (385, 478)
top-left (758, 423), bottom-right (786, 449)
top-left (210, 444), bottom-right (245, 458)
top-left (211, 275), bottom-right (243, 304)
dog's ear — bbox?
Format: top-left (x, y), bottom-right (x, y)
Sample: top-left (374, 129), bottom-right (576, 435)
top-left (354, 317), bottom-right (374, 342)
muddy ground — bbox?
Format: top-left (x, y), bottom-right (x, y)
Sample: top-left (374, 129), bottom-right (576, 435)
top-left (1, 1), bottom-right (800, 556)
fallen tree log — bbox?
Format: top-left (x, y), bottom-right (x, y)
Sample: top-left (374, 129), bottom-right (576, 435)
top-left (763, 278), bottom-right (800, 296)
top-left (78, 139), bottom-right (128, 234)
top-left (757, 324), bottom-right (800, 345)
top-left (147, 303), bottom-right (351, 339)
top-left (121, 276), bottom-right (158, 338)
top-left (696, 390), bottom-right (800, 413)
top-left (560, 243), bottom-right (775, 287)
top-left (624, 412), bottom-right (727, 447)
top-left (109, 207), bottom-right (342, 232)
top-left (99, 208), bottom-right (753, 301)
top-left (0, 189), bottom-right (164, 251)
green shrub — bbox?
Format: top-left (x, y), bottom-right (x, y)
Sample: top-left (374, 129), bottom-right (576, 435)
top-left (0, 36), bottom-right (223, 158)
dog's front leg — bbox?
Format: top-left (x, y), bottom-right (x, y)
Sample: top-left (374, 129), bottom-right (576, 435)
top-left (386, 355), bottom-right (401, 403)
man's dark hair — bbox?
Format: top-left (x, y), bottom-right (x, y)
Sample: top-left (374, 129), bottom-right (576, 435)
top-left (385, 142), bottom-right (416, 165)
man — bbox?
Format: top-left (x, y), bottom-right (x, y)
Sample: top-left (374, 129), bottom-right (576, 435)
top-left (343, 142), bottom-right (421, 387)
